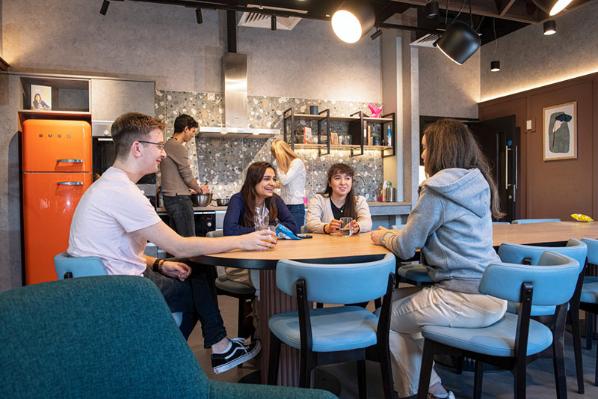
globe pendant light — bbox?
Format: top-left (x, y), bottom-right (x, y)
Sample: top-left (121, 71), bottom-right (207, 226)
top-left (331, 0), bottom-right (375, 44)
top-left (434, 21), bottom-right (481, 65)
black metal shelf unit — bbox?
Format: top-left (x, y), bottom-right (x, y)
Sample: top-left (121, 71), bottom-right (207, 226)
top-left (282, 108), bottom-right (395, 158)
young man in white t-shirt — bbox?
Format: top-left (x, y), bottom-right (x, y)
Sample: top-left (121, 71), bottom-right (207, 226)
top-left (68, 112), bottom-right (277, 374)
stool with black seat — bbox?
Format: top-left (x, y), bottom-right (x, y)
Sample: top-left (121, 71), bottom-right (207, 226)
top-left (268, 253), bottom-right (396, 399)
top-left (207, 229), bottom-right (257, 339)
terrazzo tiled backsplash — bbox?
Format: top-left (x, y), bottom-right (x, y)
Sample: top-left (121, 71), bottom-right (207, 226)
top-left (155, 90), bottom-right (385, 200)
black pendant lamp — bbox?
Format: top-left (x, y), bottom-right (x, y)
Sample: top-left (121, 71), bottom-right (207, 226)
top-left (490, 60), bottom-right (501, 72)
top-left (434, 22), bottom-right (481, 65)
top-left (544, 20), bottom-right (557, 35)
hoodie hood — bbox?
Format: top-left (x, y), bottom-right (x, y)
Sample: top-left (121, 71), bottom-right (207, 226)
top-left (423, 168), bottom-right (490, 218)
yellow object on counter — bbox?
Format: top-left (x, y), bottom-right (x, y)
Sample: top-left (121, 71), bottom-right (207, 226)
top-left (571, 213), bottom-right (594, 222)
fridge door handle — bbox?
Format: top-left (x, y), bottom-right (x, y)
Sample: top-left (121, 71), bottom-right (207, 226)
top-left (57, 159), bottom-right (84, 164)
top-left (514, 145), bottom-right (518, 194)
top-left (505, 145), bottom-right (511, 190)
top-left (57, 181), bottom-right (84, 186)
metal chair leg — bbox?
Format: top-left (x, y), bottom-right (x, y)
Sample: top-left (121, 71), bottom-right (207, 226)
top-left (570, 308), bottom-right (585, 393)
top-left (357, 359), bottom-right (367, 399)
top-left (473, 360), bottom-right (483, 399)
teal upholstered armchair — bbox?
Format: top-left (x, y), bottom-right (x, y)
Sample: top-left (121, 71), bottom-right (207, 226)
top-left (0, 276), bottom-right (335, 399)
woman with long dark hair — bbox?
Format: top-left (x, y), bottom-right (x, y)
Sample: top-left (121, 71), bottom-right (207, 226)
top-left (224, 161), bottom-right (297, 236)
top-left (371, 119), bottom-right (506, 399)
top-left (221, 161), bottom-right (298, 292)
top-left (306, 163), bottom-right (372, 234)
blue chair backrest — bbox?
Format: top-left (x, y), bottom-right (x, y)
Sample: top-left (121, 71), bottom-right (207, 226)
top-left (54, 252), bottom-right (106, 279)
top-left (582, 237), bottom-right (598, 265)
top-left (511, 219), bottom-right (561, 224)
top-left (480, 252), bottom-right (579, 306)
top-left (276, 253), bottom-right (395, 304)
top-left (498, 239), bottom-right (586, 273)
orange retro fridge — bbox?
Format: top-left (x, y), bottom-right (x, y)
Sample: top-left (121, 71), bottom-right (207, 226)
top-left (22, 119), bottom-right (92, 284)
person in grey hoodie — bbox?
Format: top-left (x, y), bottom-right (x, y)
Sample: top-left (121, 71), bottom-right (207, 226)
top-left (371, 119), bottom-right (507, 399)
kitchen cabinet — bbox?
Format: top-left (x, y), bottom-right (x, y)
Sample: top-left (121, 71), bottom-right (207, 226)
top-left (282, 108), bottom-right (396, 158)
top-left (90, 78), bottom-right (155, 136)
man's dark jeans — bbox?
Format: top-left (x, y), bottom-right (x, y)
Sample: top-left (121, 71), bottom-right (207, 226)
top-left (163, 195), bottom-right (195, 237)
top-left (144, 266), bottom-right (227, 347)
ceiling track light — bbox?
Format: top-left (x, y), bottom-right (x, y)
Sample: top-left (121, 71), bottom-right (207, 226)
top-left (425, 0), bottom-right (440, 19)
top-left (434, 22), bottom-right (481, 65)
top-left (544, 20), bottom-right (557, 35)
top-left (271, 15), bottom-right (277, 31)
top-left (490, 60), bottom-right (501, 72)
top-left (100, 0), bottom-right (109, 15)
top-left (195, 8), bottom-right (203, 24)
top-left (331, 0), bottom-right (375, 44)
top-left (550, 0), bottom-right (574, 16)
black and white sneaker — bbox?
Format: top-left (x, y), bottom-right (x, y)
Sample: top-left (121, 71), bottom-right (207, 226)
top-left (211, 338), bottom-right (261, 375)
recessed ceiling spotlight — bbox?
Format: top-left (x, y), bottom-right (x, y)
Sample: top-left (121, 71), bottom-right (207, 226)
top-left (331, 0), bottom-right (375, 44)
top-left (425, 1), bottom-right (440, 19)
top-left (543, 20), bottom-right (557, 35)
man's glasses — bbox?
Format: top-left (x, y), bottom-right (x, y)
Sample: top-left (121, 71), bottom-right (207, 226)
top-left (138, 140), bottom-right (165, 150)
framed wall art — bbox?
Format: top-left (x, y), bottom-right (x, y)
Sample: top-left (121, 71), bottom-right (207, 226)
top-left (543, 101), bottom-right (577, 161)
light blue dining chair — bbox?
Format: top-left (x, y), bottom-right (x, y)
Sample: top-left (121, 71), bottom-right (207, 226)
top-left (580, 237), bottom-right (598, 387)
top-left (416, 252), bottom-right (580, 399)
top-left (497, 239), bottom-right (587, 395)
top-left (54, 252), bottom-right (183, 327)
top-left (268, 253), bottom-right (396, 399)
top-left (511, 218), bottom-right (561, 224)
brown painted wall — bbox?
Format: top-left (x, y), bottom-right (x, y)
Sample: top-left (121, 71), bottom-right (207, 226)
top-left (479, 74), bottom-right (597, 220)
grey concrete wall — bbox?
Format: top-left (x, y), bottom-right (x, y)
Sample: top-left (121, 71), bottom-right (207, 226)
top-left (2, 0), bottom-right (381, 102)
top-left (0, 74), bottom-right (24, 291)
top-left (418, 47), bottom-right (480, 119)
top-left (480, 1), bottom-right (598, 101)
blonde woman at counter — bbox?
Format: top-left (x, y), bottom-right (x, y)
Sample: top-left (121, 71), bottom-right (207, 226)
top-left (306, 163), bottom-right (372, 234)
top-left (271, 139), bottom-right (306, 229)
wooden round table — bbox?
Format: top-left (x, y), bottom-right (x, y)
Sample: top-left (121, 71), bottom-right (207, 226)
top-left (191, 233), bottom-right (391, 386)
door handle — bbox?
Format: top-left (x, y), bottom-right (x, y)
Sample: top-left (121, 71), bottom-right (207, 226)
top-left (505, 145), bottom-right (511, 190)
top-left (514, 145), bottom-right (518, 196)
top-left (57, 181), bottom-right (84, 186)
top-left (57, 159), bottom-right (84, 163)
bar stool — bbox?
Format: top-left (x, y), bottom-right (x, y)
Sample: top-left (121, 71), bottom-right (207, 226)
top-left (207, 230), bottom-right (256, 339)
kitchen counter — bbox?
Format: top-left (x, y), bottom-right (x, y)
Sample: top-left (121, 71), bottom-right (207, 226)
top-left (155, 202), bottom-right (411, 216)
top-left (156, 206), bottom-right (227, 215)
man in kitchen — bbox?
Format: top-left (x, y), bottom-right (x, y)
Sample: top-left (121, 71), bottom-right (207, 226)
top-left (68, 112), bottom-right (277, 374)
top-left (160, 113), bottom-right (208, 237)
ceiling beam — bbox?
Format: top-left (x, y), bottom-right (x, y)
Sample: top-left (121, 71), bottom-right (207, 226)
top-left (391, 0), bottom-right (556, 23)
top-left (497, 0), bottom-right (517, 16)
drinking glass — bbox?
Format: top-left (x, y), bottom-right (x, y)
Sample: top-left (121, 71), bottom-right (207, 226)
top-left (340, 217), bottom-right (353, 237)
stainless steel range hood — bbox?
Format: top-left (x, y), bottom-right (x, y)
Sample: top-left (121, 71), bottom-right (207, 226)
top-left (199, 53), bottom-right (279, 136)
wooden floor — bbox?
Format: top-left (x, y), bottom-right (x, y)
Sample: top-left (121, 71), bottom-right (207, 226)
top-left (189, 295), bottom-right (598, 398)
